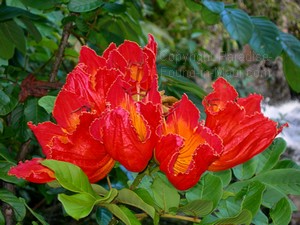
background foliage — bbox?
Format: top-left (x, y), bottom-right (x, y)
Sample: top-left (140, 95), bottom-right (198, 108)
top-left (1, 0), bottom-right (300, 224)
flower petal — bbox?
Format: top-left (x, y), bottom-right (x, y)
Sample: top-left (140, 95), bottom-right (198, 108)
top-left (91, 107), bottom-right (152, 172)
top-left (28, 121), bottom-right (65, 157)
top-left (49, 113), bottom-right (114, 182)
top-left (8, 158), bottom-right (55, 183)
top-left (203, 77), bottom-right (238, 113)
top-left (237, 94), bottom-right (263, 115)
top-left (79, 46), bottom-right (106, 75)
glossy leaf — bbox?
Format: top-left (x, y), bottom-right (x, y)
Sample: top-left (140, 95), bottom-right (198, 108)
top-left (68, 0), bottom-right (103, 12)
top-left (0, 189), bottom-right (26, 222)
top-left (233, 158), bottom-right (258, 180)
top-left (58, 193), bottom-right (98, 220)
top-left (103, 204), bottom-right (141, 225)
top-left (255, 137), bottom-right (287, 174)
top-left (202, 0), bottom-right (224, 13)
top-left (24, 99), bottom-right (50, 124)
top-left (186, 173), bottom-right (222, 208)
top-left (38, 96), bottom-right (56, 114)
top-left (211, 170), bottom-right (232, 187)
top-left (96, 207), bottom-right (113, 225)
top-left (42, 160), bottom-right (95, 196)
top-left (179, 200), bottom-right (213, 217)
top-left (117, 189), bottom-right (155, 219)
top-left (270, 197), bottom-right (292, 225)
top-left (253, 169), bottom-right (300, 195)
top-left (151, 174), bottom-right (180, 212)
top-left (249, 17), bottom-right (282, 59)
top-left (282, 51), bottom-right (300, 92)
top-left (280, 31), bottom-right (300, 67)
top-left (0, 89), bottom-right (18, 116)
top-left (0, 20), bottom-right (26, 54)
top-left (220, 8), bottom-right (253, 44)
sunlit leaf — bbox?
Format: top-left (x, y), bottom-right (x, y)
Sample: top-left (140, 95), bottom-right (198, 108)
top-left (103, 204), bottom-right (141, 225)
top-left (179, 199), bottom-right (213, 217)
top-left (38, 96), bottom-right (56, 114)
top-left (270, 197), bottom-right (292, 225)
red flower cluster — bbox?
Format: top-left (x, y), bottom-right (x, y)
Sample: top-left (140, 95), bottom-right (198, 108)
top-left (9, 35), bottom-right (286, 190)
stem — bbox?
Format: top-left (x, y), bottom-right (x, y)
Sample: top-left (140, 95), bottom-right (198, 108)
top-left (49, 21), bottom-right (73, 82)
top-left (161, 213), bottom-right (201, 223)
top-left (130, 170), bottom-right (147, 190)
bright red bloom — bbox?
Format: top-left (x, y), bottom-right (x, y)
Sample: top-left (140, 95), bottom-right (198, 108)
top-left (203, 77), bottom-right (287, 171)
top-left (155, 94), bottom-right (223, 190)
top-left (90, 78), bottom-right (162, 172)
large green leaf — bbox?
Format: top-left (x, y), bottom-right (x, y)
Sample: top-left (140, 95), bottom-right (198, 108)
top-left (68, 0), bottom-right (103, 12)
top-left (0, 89), bottom-right (18, 116)
top-left (19, 17), bottom-right (42, 43)
top-left (0, 20), bottom-right (26, 54)
top-left (0, 189), bottom-right (26, 222)
top-left (184, 0), bottom-right (203, 12)
top-left (249, 17), bottom-right (282, 59)
top-left (255, 138), bottom-right (287, 174)
top-left (117, 189), bottom-right (155, 219)
top-left (103, 204), bottom-right (141, 225)
top-left (233, 158), bottom-right (258, 180)
top-left (0, 5), bottom-right (46, 21)
top-left (202, 0), bottom-right (224, 13)
top-left (179, 200), bottom-right (213, 217)
top-left (42, 160), bottom-right (95, 196)
top-left (280, 31), bottom-right (300, 67)
top-left (38, 96), bottom-right (56, 114)
top-left (252, 209), bottom-right (268, 225)
top-left (282, 51), bottom-right (300, 92)
top-left (204, 209), bottom-right (252, 225)
top-left (211, 170), bottom-right (232, 187)
top-left (0, 29), bottom-right (14, 59)
top-left (186, 173), bottom-right (222, 208)
top-left (270, 197), bottom-right (292, 225)
top-left (95, 207), bottom-right (113, 225)
top-left (220, 8), bottom-right (253, 44)
top-left (24, 98), bottom-right (50, 124)
top-left (20, 0), bottom-right (59, 10)
top-left (151, 174), bottom-right (180, 212)
top-left (253, 168), bottom-right (300, 195)
top-left (58, 193), bottom-right (98, 220)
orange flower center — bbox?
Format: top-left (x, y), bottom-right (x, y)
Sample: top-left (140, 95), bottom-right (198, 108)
top-left (130, 65), bottom-right (143, 82)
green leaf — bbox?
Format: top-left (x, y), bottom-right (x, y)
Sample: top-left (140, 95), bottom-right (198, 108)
top-left (202, 0), bottom-right (224, 13)
top-left (68, 0), bottom-right (103, 12)
top-left (19, 17), bottom-right (42, 43)
top-left (206, 209), bottom-right (252, 225)
top-left (255, 138), bottom-right (287, 174)
top-left (280, 32), bottom-right (300, 67)
top-left (220, 8), bottom-right (253, 44)
top-left (261, 185), bottom-right (287, 208)
top-left (95, 207), bottom-right (113, 225)
top-left (0, 29), bottom-right (14, 59)
top-left (184, 0), bottom-right (203, 12)
top-left (201, 6), bottom-right (220, 25)
top-left (274, 159), bottom-right (300, 170)
top-left (253, 168), bottom-right (300, 195)
top-left (10, 104), bottom-right (31, 142)
top-left (211, 170), bottom-right (231, 187)
top-left (186, 173), bottom-right (222, 208)
top-left (0, 189), bottom-right (26, 222)
top-left (151, 174), bottom-right (180, 212)
top-left (249, 17), bottom-right (282, 59)
top-left (0, 5), bottom-right (46, 22)
top-left (21, 199), bottom-right (49, 225)
top-left (20, 0), bottom-right (59, 10)
top-left (38, 96), bottom-right (56, 114)
top-left (117, 188), bottom-right (155, 219)
top-left (233, 158), bottom-right (258, 180)
top-left (179, 200), bottom-right (213, 217)
top-left (0, 89), bottom-right (18, 116)
top-left (239, 181), bottom-right (265, 216)
top-left (270, 197), bottom-right (292, 225)
top-left (42, 160), bottom-right (95, 196)
top-left (0, 162), bottom-right (26, 185)
top-left (282, 51), bottom-right (300, 92)
top-left (252, 209), bottom-right (268, 225)
top-left (103, 204), bottom-right (141, 225)
top-left (58, 193), bottom-right (97, 220)
top-left (0, 20), bottom-right (26, 54)
top-left (102, 3), bottom-right (126, 14)
top-left (24, 98), bottom-right (50, 124)
top-left (0, 211), bottom-right (4, 225)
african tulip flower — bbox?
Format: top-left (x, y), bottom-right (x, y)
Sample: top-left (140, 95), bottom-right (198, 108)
top-left (203, 77), bottom-right (287, 171)
top-left (90, 78), bottom-right (162, 172)
top-left (155, 94), bottom-right (223, 190)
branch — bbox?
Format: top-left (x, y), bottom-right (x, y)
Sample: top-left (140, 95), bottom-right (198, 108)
top-left (49, 21), bottom-right (73, 82)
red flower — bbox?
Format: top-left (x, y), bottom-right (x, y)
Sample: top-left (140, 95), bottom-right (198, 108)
top-left (90, 78), bottom-right (162, 172)
top-left (203, 77), bottom-right (287, 171)
top-left (155, 95), bottom-right (223, 190)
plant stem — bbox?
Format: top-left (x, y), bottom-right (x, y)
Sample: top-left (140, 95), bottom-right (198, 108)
top-left (161, 213), bottom-right (201, 223)
top-left (130, 170), bottom-right (147, 190)
top-left (49, 20), bottom-right (73, 82)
